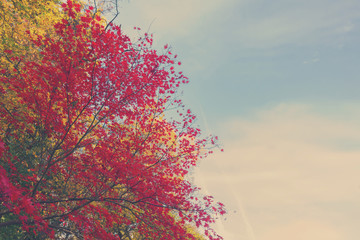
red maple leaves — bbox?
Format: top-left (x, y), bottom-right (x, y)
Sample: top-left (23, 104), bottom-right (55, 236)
top-left (0, 1), bottom-right (225, 239)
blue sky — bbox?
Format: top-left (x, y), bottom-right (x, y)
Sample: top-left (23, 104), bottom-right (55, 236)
top-left (113, 0), bottom-right (360, 239)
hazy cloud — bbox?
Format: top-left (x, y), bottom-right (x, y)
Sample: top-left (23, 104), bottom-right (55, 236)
top-left (116, 0), bottom-right (360, 49)
top-left (230, 0), bottom-right (360, 48)
top-left (195, 102), bottom-right (360, 240)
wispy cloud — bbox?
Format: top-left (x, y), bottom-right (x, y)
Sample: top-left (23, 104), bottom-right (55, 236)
top-left (115, 0), bottom-right (233, 41)
top-left (260, 220), bottom-right (344, 240)
top-left (196, 102), bottom-right (360, 239)
top-left (229, 0), bottom-right (360, 48)
top-left (116, 0), bottom-right (360, 49)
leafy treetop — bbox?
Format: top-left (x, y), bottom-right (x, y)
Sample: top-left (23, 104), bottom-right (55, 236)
top-left (0, 1), bottom-right (225, 239)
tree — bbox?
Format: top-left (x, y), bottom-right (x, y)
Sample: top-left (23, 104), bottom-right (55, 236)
top-left (0, 1), bottom-right (225, 239)
top-left (0, 0), bottom-right (62, 68)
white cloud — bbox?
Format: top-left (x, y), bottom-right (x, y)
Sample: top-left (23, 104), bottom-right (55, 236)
top-left (259, 220), bottom-right (344, 240)
top-left (303, 57), bottom-right (319, 64)
top-left (114, 0), bottom-right (360, 54)
top-left (115, 0), bottom-right (233, 41)
top-left (231, 0), bottom-right (360, 48)
top-left (195, 102), bottom-right (360, 240)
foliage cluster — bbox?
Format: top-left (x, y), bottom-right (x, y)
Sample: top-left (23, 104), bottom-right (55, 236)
top-left (0, 0), bottom-right (225, 239)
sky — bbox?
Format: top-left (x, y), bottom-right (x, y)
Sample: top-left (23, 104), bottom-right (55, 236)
top-left (112, 0), bottom-right (360, 239)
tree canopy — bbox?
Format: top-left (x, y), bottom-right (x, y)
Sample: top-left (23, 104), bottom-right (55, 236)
top-left (0, 1), bottom-right (225, 239)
